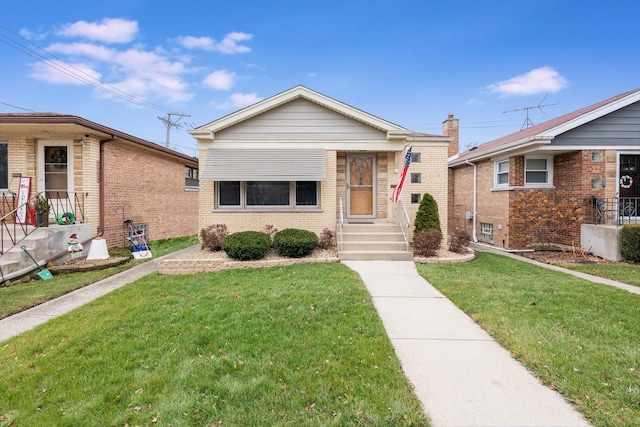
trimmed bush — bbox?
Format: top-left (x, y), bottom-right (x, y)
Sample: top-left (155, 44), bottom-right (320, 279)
top-left (449, 228), bottom-right (471, 254)
top-left (414, 193), bottom-right (441, 234)
top-left (222, 231), bottom-right (271, 261)
top-left (319, 228), bottom-right (336, 250)
top-left (199, 224), bottom-right (229, 251)
top-left (620, 224), bottom-right (640, 262)
top-left (413, 228), bottom-right (442, 257)
top-left (274, 228), bottom-right (319, 258)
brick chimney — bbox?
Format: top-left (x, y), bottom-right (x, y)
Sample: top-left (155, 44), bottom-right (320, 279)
top-left (443, 113), bottom-right (459, 157)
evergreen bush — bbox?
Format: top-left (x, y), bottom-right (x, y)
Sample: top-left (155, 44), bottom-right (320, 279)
top-left (274, 228), bottom-right (319, 258)
top-left (414, 193), bottom-right (441, 234)
top-left (620, 225), bottom-right (640, 262)
top-left (221, 231), bottom-right (271, 261)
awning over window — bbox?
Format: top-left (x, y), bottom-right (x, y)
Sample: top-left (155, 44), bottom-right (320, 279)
top-left (201, 149), bottom-right (327, 181)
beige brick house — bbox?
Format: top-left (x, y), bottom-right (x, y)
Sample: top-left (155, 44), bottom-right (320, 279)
top-left (0, 113), bottom-right (199, 252)
top-left (448, 88), bottom-right (640, 260)
top-left (190, 86), bottom-right (450, 257)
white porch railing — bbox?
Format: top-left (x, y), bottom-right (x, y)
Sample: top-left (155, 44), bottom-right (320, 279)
top-left (393, 199), bottom-right (411, 251)
top-left (338, 197), bottom-right (344, 251)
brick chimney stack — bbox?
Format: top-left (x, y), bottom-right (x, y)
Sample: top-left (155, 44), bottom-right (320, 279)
top-left (443, 113), bottom-right (459, 157)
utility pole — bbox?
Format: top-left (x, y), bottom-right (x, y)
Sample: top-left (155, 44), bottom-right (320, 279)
top-left (504, 95), bottom-right (558, 130)
top-left (158, 113), bottom-right (191, 147)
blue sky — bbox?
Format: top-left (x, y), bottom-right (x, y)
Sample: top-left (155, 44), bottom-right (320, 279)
top-left (2, 1), bottom-right (639, 156)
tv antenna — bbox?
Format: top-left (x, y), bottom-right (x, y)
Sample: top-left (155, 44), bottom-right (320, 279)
top-left (503, 95), bottom-right (558, 130)
top-left (158, 112), bottom-right (191, 147)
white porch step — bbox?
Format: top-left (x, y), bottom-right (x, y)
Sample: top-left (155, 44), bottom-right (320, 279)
top-left (339, 222), bottom-right (412, 261)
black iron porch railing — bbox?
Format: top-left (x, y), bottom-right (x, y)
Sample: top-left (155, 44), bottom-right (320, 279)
top-left (590, 196), bottom-right (640, 226)
top-left (0, 192), bottom-right (86, 256)
top-left (46, 192), bottom-right (86, 225)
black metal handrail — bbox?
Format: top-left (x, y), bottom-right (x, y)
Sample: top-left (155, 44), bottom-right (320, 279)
top-left (46, 192), bottom-right (86, 224)
top-left (0, 193), bottom-right (41, 256)
top-left (590, 196), bottom-right (639, 226)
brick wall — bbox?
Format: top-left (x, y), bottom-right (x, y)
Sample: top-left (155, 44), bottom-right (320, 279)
top-left (102, 141), bottom-right (199, 247)
top-left (198, 150), bottom-right (337, 237)
top-left (402, 144), bottom-right (449, 241)
top-left (197, 144), bottom-right (449, 244)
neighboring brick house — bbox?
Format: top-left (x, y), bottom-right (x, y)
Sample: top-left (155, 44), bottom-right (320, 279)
top-left (189, 86), bottom-right (450, 247)
top-left (0, 113), bottom-right (199, 249)
top-left (448, 88), bottom-right (640, 259)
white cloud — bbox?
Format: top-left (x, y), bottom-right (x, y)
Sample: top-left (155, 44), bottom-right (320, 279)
top-left (215, 92), bottom-right (263, 109)
top-left (487, 67), bottom-right (568, 97)
top-left (47, 42), bottom-right (116, 61)
top-left (203, 70), bottom-right (236, 90)
top-left (57, 18), bottom-right (138, 44)
top-left (176, 32), bottom-right (252, 54)
top-left (30, 60), bottom-right (102, 85)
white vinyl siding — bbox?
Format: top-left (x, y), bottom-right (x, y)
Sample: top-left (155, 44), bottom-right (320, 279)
top-left (214, 98), bottom-right (386, 141)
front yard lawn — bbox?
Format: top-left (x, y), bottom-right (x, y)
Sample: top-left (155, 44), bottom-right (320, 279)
top-left (0, 263), bottom-right (428, 426)
top-left (417, 252), bottom-right (640, 427)
top-left (0, 235), bottom-right (198, 320)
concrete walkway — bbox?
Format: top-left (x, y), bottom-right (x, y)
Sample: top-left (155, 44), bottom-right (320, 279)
top-left (344, 260), bottom-right (591, 427)
top-left (0, 245), bottom-right (200, 342)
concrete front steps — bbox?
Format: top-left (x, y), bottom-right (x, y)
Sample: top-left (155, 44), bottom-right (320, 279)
top-left (339, 222), bottom-right (413, 261)
top-left (0, 223), bottom-right (92, 277)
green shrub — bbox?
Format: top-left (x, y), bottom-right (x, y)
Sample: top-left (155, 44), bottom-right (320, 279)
top-left (413, 229), bottom-right (442, 257)
top-left (199, 224), bottom-right (228, 251)
top-left (414, 193), bottom-right (441, 234)
top-left (222, 231), bottom-right (271, 261)
top-left (274, 228), bottom-right (319, 258)
top-left (620, 224), bottom-right (640, 262)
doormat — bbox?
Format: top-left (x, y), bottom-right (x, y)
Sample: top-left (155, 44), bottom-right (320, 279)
top-left (348, 221), bottom-right (375, 224)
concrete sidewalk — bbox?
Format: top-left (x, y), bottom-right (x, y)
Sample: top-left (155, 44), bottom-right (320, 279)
top-left (0, 245), bottom-right (200, 343)
top-left (344, 261), bottom-right (591, 427)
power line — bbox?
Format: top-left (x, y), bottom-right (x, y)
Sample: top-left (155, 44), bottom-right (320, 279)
top-left (0, 24), bottom-right (172, 113)
top-left (0, 100), bottom-right (33, 112)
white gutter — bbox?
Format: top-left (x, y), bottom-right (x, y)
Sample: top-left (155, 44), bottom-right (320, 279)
top-left (465, 159), bottom-right (478, 243)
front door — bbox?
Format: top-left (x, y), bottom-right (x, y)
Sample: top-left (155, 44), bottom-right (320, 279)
top-left (37, 140), bottom-right (73, 214)
top-left (619, 153), bottom-right (639, 219)
top-left (346, 154), bottom-right (376, 219)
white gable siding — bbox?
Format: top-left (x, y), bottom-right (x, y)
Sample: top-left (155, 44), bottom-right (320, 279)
top-left (215, 98), bottom-right (387, 141)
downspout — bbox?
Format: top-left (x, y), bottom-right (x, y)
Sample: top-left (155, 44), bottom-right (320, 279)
top-left (465, 159), bottom-right (478, 243)
top-left (99, 136), bottom-right (115, 235)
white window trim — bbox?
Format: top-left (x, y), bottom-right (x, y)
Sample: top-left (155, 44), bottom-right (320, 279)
top-left (494, 159), bottom-right (509, 187)
top-left (524, 155), bottom-right (553, 187)
top-left (215, 181), bottom-right (321, 212)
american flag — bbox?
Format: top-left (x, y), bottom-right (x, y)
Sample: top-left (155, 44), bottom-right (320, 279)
top-left (391, 145), bottom-right (412, 203)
